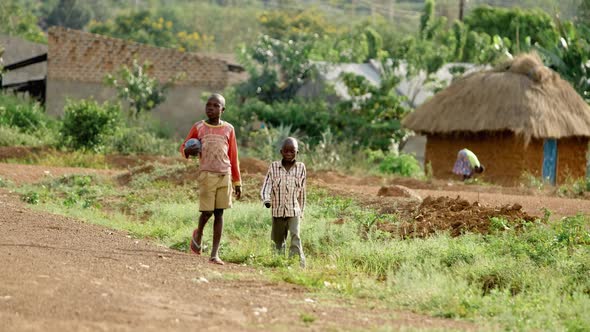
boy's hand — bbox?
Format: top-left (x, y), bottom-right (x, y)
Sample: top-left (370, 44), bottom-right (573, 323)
top-left (264, 202), bottom-right (271, 208)
top-left (183, 140), bottom-right (201, 158)
top-left (234, 186), bottom-right (241, 200)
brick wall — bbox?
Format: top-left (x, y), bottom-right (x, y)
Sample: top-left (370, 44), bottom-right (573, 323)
top-left (46, 27), bottom-right (244, 135)
top-left (47, 27), bottom-right (229, 89)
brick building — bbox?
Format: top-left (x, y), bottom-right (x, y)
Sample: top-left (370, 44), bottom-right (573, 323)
top-left (47, 27), bottom-right (244, 135)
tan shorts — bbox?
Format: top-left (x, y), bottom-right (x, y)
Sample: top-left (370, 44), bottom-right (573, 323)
top-left (198, 171), bottom-right (232, 211)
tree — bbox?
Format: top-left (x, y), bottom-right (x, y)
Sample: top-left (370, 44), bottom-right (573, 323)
top-left (46, 0), bottom-right (91, 29)
top-left (338, 61), bottom-right (410, 150)
top-left (464, 6), bottom-right (558, 54)
top-left (105, 60), bottom-right (179, 118)
top-left (535, 21), bottom-right (590, 102)
top-left (580, 0), bottom-right (590, 24)
top-left (89, 11), bottom-right (213, 52)
top-left (236, 34), bottom-right (316, 103)
top-left (257, 8), bottom-right (338, 41)
top-left (0, 0), bottom-right (46, 43)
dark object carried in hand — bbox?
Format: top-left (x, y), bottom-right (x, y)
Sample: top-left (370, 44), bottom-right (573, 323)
top-left (184, 138), bottom-right (201, 157)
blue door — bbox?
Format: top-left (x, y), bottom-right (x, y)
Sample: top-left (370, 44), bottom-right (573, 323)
top-left (542, 139), bottom-right (557, 185)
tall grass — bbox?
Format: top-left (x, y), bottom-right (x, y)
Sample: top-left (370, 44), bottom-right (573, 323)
top-left (0, 93), bottom-right (59, 147)
top-left (14, 165), bottom-right (590, 331)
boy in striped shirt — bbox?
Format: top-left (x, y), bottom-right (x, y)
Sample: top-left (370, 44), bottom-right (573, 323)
top-left (260, 137), bottom-right (306, 268)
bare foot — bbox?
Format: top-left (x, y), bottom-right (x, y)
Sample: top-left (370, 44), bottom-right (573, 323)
top-left (209, 257), bottom-right (225, 265)
top-left (190, 229), bottom-right (201, 255)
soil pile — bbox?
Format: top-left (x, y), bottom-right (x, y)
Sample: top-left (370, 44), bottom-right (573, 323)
top-left (379, 196), bottom-right (538, 238)
top-left (377, 185), bottom-right (422, 201)
top-left (116, 163), bottom-right (201, 186)
top-left (240, 157), bottom-right (269, 174)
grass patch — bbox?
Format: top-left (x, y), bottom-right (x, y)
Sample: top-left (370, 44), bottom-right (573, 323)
top-left (4, 149), bottom-right (112, 169)
top-left (300, 312), bottom-right (316, 324)
top-left (13, 162), bottom-right (590, 331)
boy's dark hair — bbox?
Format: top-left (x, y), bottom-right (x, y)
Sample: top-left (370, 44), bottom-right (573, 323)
top-left (281, 137), bottom-right (299, 150)
top-left (475, 165), bottom-right (485, 173)
top-left (208, 93), bottom-right (226, 107)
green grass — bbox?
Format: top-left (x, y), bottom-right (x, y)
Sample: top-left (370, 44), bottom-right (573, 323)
top-left (4, 149), bottom-right (112, 169)
top-left (13, 164), bottom-right (590, 331)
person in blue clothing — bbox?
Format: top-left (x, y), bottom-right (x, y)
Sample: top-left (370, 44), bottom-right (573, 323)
top-left (452, 148), bottom-right (485, 181)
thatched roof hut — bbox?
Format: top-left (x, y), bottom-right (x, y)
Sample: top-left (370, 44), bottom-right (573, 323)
top-left (402, 53), bottom-right (590, 185)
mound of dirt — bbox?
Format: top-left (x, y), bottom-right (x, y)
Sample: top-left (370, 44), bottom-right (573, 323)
top-left (105, 155), bottom-right (185, 169)
top-left (387, 177), bottom-right (437, 190)
top-left (309, 170), bottom-right (383, 186)
top-left (116, 163), bottom-right (202, 186)
top-left (0, 146), bottom-right (48, 160)
top-left (240, 157), bottom-right (269, 175)
top-left (377, 185), bottom-right (422, 201)
top-left (116, 164), bottom-right (157, 185)
top-left (379, 196), bottom-right (538, 238)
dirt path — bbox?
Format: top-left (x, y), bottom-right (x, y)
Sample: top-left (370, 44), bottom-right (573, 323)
top-left (0, 190), bottom-right (476, 331)
top-left (0, 163), bottom-right (124, 185)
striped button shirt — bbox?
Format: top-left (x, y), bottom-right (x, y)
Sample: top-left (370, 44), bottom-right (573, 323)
top-left (260, 160), bottom-right (306, 218)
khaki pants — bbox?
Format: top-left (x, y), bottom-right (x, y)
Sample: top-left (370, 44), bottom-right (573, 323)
top-left (271, 216), bottom-right (306, 267)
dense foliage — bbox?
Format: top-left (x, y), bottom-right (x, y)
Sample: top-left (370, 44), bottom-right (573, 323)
top-left (535, 21), bottom-right (590, 102)
top-left (464, 6), bottom-right (559, 53)
top-left (0, 0), bottom-right (46, 43)
top-left (60, 99), bottom-right (120, 151)
top-left (46, 0), bottom-right (92, 30)
top-left (89, 10), bottom-right (214, 52)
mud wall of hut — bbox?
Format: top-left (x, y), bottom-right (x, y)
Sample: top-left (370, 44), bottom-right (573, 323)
top-left (556, 137), bottom-right (589, 183)
top-left (425, 132), bottom-right (588, 186)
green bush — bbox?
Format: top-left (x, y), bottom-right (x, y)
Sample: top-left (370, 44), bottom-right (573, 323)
top-left (378, 153), bottom-right (422, 177)
top-left (0, 125), bottom-right (41, 146)
top-left (60, 99), bottom-right (120, 151)
top-left (226, 98), bottom-right (332, 147)
top-left (0, 93), bottom-right (49, 133)
top-left (104, 126), bottom-right (178, 156)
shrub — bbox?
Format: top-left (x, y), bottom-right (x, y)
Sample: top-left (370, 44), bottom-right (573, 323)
top-left (0, 125), bottom-right (41, 146)
top-left (60, 99), bottom-right (120, 151)
top-left (378, 153), bottom-right (422, 177)
top-left (104, 126), bottom-right (178, 156)
top-left (226, 98), bottom-right (332, 147)
top-left (0, 93), bottom-right (49, 133)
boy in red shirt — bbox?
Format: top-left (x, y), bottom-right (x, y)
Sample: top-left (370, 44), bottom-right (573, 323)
top-left (180, 93), bottom-right (241, 265)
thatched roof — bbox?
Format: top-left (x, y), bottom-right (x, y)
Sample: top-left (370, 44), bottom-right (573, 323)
top-left (402, 53), bottom-right (590, 139)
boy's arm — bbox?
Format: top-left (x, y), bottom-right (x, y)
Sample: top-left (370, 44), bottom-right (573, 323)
top-left (228, 128), bottom-right (242, 187)
top-left (299, 164), bottom-right (306, 214)
top-left (179, 125), bottom-right (199, 158)
top-left (260, 165), bottom-right (272, 206)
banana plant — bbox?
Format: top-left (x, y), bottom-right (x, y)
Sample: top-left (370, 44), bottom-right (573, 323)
top-left (535, 21), bottom-right (590, 102)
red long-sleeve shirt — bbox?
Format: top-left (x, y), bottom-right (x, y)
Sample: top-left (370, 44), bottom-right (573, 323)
top-left (180, 120), bottom-right (241, 186)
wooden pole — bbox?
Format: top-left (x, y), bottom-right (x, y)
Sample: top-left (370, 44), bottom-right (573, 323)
top-left (459, 0), bottom-right (465, 21)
